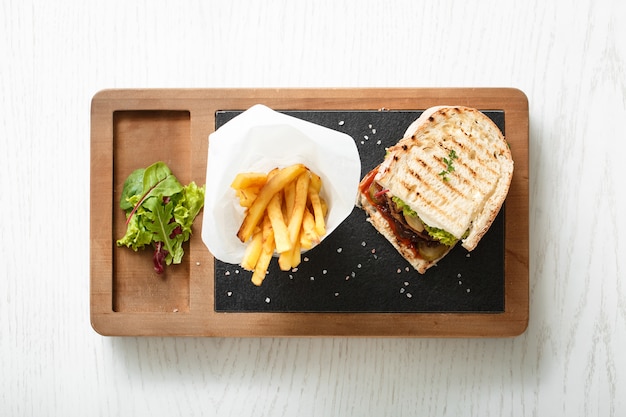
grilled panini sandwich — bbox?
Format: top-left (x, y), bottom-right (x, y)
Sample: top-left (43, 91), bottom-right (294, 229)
top-left (358, 106), bottom-right (513, 273)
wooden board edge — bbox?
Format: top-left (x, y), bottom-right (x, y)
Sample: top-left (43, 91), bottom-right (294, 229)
top-left (90, 88), bottom-right (529, 337)
top-left (90, 92), bottom-right (115, 335)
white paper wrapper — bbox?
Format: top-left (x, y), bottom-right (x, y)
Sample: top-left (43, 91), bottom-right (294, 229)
top-left (202, 104), bottom-right (361, 264)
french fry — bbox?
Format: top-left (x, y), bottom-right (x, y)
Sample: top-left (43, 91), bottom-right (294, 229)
top-left (237, 163), bottom-right (307, 243)
top-left (287, 171), bottom-right (310, 246)
top-left (278, 236), bottom-right (302, 271)
top-left (278, 250), bottom-right (292, 271)
top-left (251, 215), bottom-right (275, 286)
top-left (232, 163), bottom-right (328, 285)
top-left (320, 197), bottom-right (328, 218)
top-left (283, 180), bottom-right (296, 220)
top-left (299, 208), bottom-right (319, 249)
top-left (289, 238), bottom-right (301, 269)
top-left (266, 167), bottom-right (280, 179)
top-left (309, 171), bottom-right (322, 193)
top-left (267, 191), bottom-right (291, 253)
top-left (308, 185), bottom-right (326, 236)
top-left (232, 172), bottom-right (267, 207)
top-left (241, 229), bottom-right (263, 270)
top-left (231, 172), bottom-right (267, 190)
top-left (236, 187), bottom-right (262, 207)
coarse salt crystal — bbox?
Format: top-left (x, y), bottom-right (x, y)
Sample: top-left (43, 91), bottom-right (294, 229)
top-left (265, 297), bottom-right (271, 303)
top-left (334, 292), bottom-right (339, 297)
top-left (338, 120), bottom-right (345, 126)
top-left (397, 268), bottom-right (401, 273)
top-left (304, 257), bottom-right (309, 262)
top-left (376, 140), bottom-right (382, 145)
top-left (400, 288), bottom-right (405, 293)
top-left (406, 293), bottom-right (413, 298)
top-left (361, 241), bottom-right (367, 246)
top-left (337, 248), bottom-right (343, 253)
top-left (357, 264), bottom-right (362, 268)
top-left (225, 271), bottom-right (231, 276)
top-left (227, 291), bottom-right (233, 297)
top-left (322, 269), bottom-right (328, 274)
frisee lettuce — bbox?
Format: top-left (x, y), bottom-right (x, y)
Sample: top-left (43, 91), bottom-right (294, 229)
top-left (116, 161), bottom-right (205, 274)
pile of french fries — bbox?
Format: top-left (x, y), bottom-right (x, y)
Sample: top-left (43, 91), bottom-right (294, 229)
top-left (231, 163), bottom-right (328, 286)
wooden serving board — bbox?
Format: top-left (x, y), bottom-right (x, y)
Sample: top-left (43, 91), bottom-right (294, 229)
top-left (90, 88), bottom-right (529, 337)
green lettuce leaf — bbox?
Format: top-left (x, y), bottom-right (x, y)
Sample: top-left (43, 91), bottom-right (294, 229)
top-left (173, 181), bottom-right (206, 241)
top-left (141, 162), bottom-right (184, 202)
top-left (115, 161), bottom-right (205, 273)
top-left (119, 168), bottom-right (145, 211)
top-left (142, 196), bottom-right (185, 265)
top-left (116, 208), bottom-right (154, 250)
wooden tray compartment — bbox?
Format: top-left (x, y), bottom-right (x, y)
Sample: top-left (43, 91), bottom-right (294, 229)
top-left (90, 88), bottom-right (529, 337)
top-left (112, 110), bottom-right (192, 313)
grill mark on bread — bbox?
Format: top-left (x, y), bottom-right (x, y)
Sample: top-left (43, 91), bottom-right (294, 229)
top-left (420, 116), bottom-right (502, 183)
top-left (422, 135), bottom-right (496, 195)
top-left (447, 148), bottom-right (499, 201)
top-left (448, 130), bottom-right (500, 180)
top-left (404, 165), bottom-right (452, 208)
top-left (387, 139), bottom-right (498, 228)
top-left (405, 157), bottom-right (472, 219)
top-left (399, 174), bottom-right (459, 225)
top-left (426, 157), bottom-right (469, 201)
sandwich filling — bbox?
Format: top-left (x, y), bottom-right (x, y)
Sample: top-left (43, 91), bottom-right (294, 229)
top-left (359, 167), bottom-right (454, 261)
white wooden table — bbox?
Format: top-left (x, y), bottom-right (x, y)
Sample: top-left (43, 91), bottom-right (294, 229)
top-left (2, 0), bottom-right (624, 415)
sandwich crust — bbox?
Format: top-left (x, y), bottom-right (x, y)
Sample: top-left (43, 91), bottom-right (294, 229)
top-left (374, 106), bottom-right (513, 251)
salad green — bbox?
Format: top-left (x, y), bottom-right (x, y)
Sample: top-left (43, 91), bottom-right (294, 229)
top-left (116, 161), bottom-right (205, 274)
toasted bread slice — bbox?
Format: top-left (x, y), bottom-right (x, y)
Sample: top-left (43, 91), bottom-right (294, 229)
top-left (375, 106), bottom-right (513, 252)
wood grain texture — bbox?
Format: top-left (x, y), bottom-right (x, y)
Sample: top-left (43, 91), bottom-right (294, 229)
top-left (2, 0), bottom-right (625, 415)
top-left (90, 88), bottom-right (528, 337)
